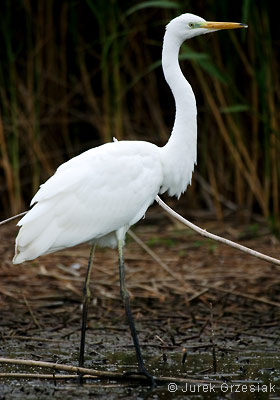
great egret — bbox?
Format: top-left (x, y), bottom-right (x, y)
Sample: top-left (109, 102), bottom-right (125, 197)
top-left (13, 13), bottom-right (247, 383)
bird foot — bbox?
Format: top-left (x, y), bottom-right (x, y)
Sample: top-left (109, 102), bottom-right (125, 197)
top-left (122, 368), bottom-right (156, 386)
top-left (77, 372), bottom-right (84, 385)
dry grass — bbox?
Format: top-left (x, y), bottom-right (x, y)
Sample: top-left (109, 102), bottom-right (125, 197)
top-left (1, 209), bottom-right (279, 346)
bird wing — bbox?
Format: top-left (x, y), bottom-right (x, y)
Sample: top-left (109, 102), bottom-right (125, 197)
top-left (14, 141), bottom-right (163, 263)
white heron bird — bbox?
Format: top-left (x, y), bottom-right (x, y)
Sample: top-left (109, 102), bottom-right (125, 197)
top-left (13, 13), bottom-right (247, 383)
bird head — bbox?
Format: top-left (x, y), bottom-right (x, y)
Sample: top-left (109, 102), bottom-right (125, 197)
top-left (166, 13), bottom-right (247, 42)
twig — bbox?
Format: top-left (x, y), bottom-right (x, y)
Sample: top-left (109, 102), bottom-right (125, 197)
top-left (0, 373), bottom-right (81, 379)
top-left (188, 288), bottom-right (209, 302)
top-left (0, 211), bottom-right (27, 226)
top-left (209, 303), bottom-right (217, 374)
top-left (0, 357), bottom-right (117, 379)
top-left (128, 229), bottom-right (181, 281)
top-left (156, 196), bottom-right (280, 266)
top-left (0, 357), bottom-right (222, 385)
top-left (22, 293), bottom-right (42, 329)
top-left (204, 285), bottom-right (280, 308)
top-left (1, 335), bottom-right (64, 343)
top-left (194, 171), bottom-right (237, 211)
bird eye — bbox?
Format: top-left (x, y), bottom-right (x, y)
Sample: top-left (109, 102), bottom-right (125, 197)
top-left (189, 22), bottom-right (194, 28)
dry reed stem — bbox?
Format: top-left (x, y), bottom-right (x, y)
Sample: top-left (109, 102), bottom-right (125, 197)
top-left (0, 115), bottom-right (14, 209)
top-left (204, 285), bottom-right (280, 308)
top-left (22, 293), bottom-right (42, 329)
top-left (193, 65), bottom-right (268, 217)
top-left (213, 79), bottom-right (264, 209)
top-left (0, 357), bottom-right (223, 385)
top-left (206, 158), bottom-right (223, 219)
top-left (128, 230), bottom-right (182, 281)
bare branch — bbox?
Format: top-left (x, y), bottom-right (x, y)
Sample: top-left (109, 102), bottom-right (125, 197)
top-left (156, 196), bottom-right (280, 266)
top-left (0, 211), bottom-right (27, 226)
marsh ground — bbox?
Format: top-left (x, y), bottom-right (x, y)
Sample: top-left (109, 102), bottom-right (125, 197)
top-left (1, 206), bottom-right (280, 398)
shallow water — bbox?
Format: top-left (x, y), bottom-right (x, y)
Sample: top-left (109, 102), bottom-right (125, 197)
top-left (1, 345), bottom-right (279, 399)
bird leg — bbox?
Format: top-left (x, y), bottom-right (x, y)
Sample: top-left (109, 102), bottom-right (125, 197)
top-left (79, 244), bottom-right (96, 370)
top-left (118, 239), bottom-right (155, 385)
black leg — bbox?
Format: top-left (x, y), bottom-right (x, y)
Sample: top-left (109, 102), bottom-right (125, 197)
top-left (79, 244), bottom-right (95, 369)
top-left (118, 239), bottom-right (155, 385)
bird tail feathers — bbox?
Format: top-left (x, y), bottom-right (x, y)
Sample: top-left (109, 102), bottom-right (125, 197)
top-left (13, 205), bottom-right (59, 264)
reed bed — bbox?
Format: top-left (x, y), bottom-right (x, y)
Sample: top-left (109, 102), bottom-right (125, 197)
top-left (0, 1), bottom-right (279, 230)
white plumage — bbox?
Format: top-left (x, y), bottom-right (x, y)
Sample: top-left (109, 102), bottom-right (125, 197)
top-left (14, 142), bottom-right (163, 262)
top-left (13, 13), bottom-right (246, 265)
top-left (12, 13), bottom-right (247, 381)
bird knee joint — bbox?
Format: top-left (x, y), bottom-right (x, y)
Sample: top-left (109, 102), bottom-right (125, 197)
top-left (83, 285), bottom-right (91, 300)
top-left (120, 287), bottom-right (130, 301)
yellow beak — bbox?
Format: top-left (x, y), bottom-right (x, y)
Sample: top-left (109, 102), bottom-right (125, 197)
top-left (202, 21), bottom-right (248, 30)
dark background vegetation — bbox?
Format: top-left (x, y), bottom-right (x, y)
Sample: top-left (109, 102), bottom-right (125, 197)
top-left (0, 0), bottom-right (279, 230)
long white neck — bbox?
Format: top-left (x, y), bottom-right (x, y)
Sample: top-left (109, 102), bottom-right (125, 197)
top-left (159, 29), bottom-right (197, 197)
